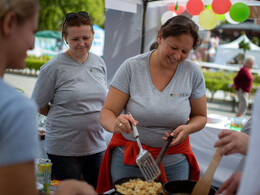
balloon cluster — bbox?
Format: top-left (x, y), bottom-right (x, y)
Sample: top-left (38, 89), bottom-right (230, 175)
top-left (162, 0), bottom-right (250, 30)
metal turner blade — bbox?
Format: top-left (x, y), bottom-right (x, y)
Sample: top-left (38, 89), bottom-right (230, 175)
top-left (129, 113), bottom-right (161, 182)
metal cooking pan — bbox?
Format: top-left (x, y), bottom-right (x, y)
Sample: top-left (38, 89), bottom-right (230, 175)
top-left (163, 180), bottom-right (216, 195)
top-left (113, 176), bottom-right (164, 195)
top-left (156, 136), bottom-right (216, 195)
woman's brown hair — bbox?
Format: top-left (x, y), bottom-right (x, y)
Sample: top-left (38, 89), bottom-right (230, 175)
top-left (159, 15), bottom-right (201, 49)
top-left (61, 11), bottom-right (93, 38)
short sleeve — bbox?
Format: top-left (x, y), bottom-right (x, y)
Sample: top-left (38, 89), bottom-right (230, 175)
top-left (0, 96), bottom-right (39, 166)
top-left (31, 61), bottom-right (56, 108)
top-left (190, 65), bottom-right (206, 99)
top-left (110, 60), bottom-right (131, 95)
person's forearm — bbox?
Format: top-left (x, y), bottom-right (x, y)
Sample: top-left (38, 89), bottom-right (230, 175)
top-left (99, 108), bottom-right (117, 133)
top-left (187, 115), bottom-right (207, 134)
top-left (239, 133), bottom-right (250, 155)
top-left (0, 162), bottom-right (38, 195)
top-left (39, 105), bottom-right (50, 116)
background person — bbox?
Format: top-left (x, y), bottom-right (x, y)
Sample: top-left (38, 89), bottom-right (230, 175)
top-left (234, 56), bottom-right (255, 117)
top-left (0, 1), bottom-right (39, 194)
top-left (97, 15), bottom-right (207, 193)
top-left (214, 118), bottom-right (251, 195)
top-left (237, 90), bottom-right (260, 194)
top-left (31, 11), bottom-right (107, 189)
top-left (0, 0), bottom-right (97, 195)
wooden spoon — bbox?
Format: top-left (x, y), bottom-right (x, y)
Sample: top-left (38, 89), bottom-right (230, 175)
top-left (191, 147), bottom-right (223, 195)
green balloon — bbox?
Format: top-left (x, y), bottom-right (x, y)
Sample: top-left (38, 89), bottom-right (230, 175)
top-left (229, 2), bottom-right (250, 22)
top-left (206, 5), bottom-right (212, 10)
top-left (217, 14), bottom-right (225, 21)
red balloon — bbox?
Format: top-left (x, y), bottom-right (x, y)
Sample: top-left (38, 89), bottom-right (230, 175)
top-left (169, 5), bottom-right (186, 15)
top-left (212, 0), bottom-right (231, 14)
top-left (186, 0), bottom-right (204, 16)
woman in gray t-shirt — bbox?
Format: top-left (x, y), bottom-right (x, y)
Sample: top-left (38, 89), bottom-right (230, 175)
top-left (32, 11), bottom-right (107, 189)
top-left (97, 15), bottom-right (207, 192)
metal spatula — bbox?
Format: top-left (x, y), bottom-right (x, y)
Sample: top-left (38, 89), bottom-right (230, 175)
top-left (131, 122), bottom-right (161, 182)
top-left (191, 147), bottom-right (223, 195)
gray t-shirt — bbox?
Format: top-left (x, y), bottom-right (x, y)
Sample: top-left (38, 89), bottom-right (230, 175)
top-left (0, 79), bottom-right (39, 166)
top-left (111, 51), bottom-right (206, 148)
top-left (32, 53), bottom-right (107, 156)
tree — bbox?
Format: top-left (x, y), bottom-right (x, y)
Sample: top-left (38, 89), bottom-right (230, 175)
top-left (252, 36), bottom-right (259, 46)
top-left (38, 0), bottom-right (105, 31)
top-left (238, 39), bottom-right (250, 57)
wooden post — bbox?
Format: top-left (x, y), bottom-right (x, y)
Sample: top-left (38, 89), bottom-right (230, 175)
top-left (249, 6), bottom-right (260, 19)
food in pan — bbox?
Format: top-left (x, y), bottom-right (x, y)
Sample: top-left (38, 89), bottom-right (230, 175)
top-left (115, 178), bottom-right (163, 195)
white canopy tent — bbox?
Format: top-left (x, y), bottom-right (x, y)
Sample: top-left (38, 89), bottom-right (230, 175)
top-left (214, 34), bottom-right (260, 68)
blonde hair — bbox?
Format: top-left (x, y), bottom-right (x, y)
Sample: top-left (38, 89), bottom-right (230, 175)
top-left (0, 0), bottom-right (39, 23)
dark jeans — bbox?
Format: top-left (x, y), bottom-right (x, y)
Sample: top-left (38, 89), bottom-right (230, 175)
top-left (47, 151), bottom-right (105, 189)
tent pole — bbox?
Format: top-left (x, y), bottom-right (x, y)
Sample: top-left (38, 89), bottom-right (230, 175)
top-left (140, 0), bottom-right (148, 54)
top-left (140, 0), bottom-right (159, 53)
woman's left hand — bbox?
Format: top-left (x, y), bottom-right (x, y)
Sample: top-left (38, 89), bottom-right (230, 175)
top-left (162, 125), bottom-right (190, 146)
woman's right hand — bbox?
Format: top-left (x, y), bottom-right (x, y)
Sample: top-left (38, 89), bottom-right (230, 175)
top-left (112, 114), bottom-right (138, 134)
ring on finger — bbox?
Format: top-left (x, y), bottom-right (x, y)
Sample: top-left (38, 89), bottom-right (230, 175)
top-left (119, 123), bottom-right (123, 128)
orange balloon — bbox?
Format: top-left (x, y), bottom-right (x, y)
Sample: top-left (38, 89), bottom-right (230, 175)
top-left (186, 0), bottom-right (204, 15)
top-left (212, 0), bottom-right (231, 14)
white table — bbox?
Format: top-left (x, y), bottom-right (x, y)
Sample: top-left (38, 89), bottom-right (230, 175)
top-left (190, 122), bottom-right (243, 188)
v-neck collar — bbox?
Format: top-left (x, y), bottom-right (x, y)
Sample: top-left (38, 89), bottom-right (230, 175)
top-left (63, 52), bottom-right (91, 65)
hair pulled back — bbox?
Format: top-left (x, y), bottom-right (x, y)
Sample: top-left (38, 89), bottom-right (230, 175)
top-left (62, 13), bottom-right (93, 38)
top-left (159, 15), bottom-right (201, 49)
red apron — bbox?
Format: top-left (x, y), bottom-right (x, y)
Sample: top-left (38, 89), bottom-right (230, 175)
top-left (97, 133), bottom-right (200, 194)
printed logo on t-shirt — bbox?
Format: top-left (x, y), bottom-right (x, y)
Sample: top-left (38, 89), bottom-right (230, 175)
top-left (90, 68), bottom-right (103, 74)
top-left (170, 93), bottom-right (190, 97)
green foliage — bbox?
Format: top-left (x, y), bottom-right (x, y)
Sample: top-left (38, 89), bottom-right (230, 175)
top-left (238, 39), bottom-right (251, 56)
top-left (221, 80), bottom-right (235, 93)
top-left (27, 55), bottom-right (52, 61)
top-left (25, 58), bottom-right (49, 71)
top-left (252, 37), bottom-right (259, 46)
top-left (38, 0), bottom-right (105, 31)
top-left (202, 70), bottom-right (260, 100)
top-left (205, 78), bottom-right (223, 100)
top-left (253, 73), bottom-right (260, 83)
